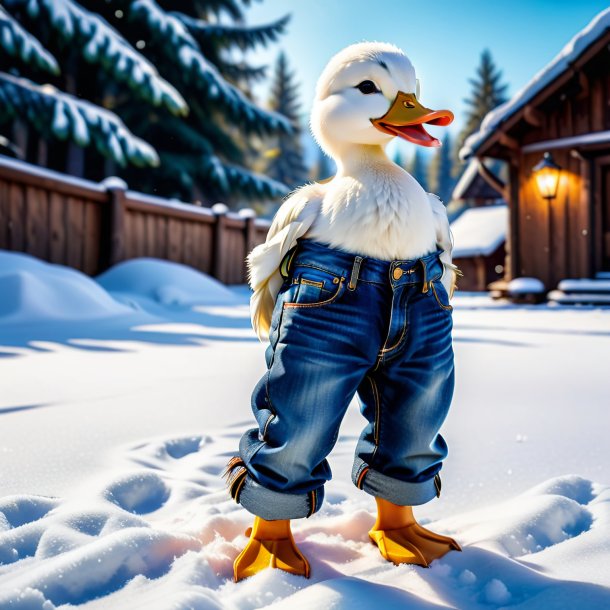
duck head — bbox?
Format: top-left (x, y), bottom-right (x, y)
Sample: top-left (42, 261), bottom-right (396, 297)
top-left (310, 42), bottom-right (453, 162)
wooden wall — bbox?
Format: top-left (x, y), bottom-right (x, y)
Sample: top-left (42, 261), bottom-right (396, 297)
top-left (516, 149), bottom-right (590, 288)
top-left (0, 157), bottom-right (271, 284)
top-left (480, 42), bottom-right (610, 289)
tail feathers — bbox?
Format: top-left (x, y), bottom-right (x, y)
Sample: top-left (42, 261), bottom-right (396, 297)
top-left (250, 270), bottom-right (283, 342)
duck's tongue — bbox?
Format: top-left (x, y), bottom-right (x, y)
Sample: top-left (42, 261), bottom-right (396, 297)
top-left (380, 122), bottom-right (439, 147)
top-left (370, 91), bottom-right (454, 148)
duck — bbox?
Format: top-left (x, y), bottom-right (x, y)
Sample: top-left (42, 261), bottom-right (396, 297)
top-left (247, 41), bottom-right (461, 343)
top-left (234, 42), bottom-right (463, 582)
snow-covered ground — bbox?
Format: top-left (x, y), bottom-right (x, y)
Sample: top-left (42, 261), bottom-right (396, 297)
top-left (0, 252), bottom-right (609, 609)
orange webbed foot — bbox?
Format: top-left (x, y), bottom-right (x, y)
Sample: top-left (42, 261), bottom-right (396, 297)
top-left (234, 517), bottom-right (310, 582)
top-left (369, 497), bottom-right (461, 566)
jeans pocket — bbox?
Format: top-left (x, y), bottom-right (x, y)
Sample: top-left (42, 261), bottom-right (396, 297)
top-left (430, 278), bottom-right (453, 312)
top-left (283, 264), bottom-right (346, 309)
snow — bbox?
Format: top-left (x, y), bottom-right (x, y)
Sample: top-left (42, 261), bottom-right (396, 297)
top-left (0, 4), bottom-right (59, 74)
top-left (450, 205), bottom-right (507, 258)
top-left (508, 277), bottom-right (546, 295)
top-left (557, 278), bottom-right (610, 292)
top-left (460, 7), bottom-right (610, 160)
top-left (548, 290), bottom-right (610, 305)
top-left (96, 258), bottom-right (240, 308)
top-left (0, 252), bottom-right (133, 324)
top-left (522, 130), bottom-right (610, 154)
top-left (1, 256), bottom-right (610, 608)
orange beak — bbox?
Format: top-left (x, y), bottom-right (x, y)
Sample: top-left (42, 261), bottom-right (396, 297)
top-left (370, 91), bottom-right (454, 147)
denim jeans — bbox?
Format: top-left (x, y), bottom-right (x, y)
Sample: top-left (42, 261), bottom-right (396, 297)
top-left (226, 238), bottom-right (455, 520)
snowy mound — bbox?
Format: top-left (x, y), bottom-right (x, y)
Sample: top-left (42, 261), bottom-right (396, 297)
top-left (508, 277), bottom-right (546, 295)
top-left (1, 431), bottom-right (609, 609)
top-left (97, 258), bottom-right (239, 307)
top-left (0, 251), bottom-right (132, 325)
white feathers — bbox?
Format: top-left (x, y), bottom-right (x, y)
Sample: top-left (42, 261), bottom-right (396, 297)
top-left (305, 154), bottom-right (437, 261)
top-left (247, 183), bottom-right (324, 342)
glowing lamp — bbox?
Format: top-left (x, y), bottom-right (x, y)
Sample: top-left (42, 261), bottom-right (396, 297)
top-left (532, 152), bottom-right (561, 200)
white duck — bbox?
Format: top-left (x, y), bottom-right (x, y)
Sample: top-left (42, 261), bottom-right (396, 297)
top-left (247, 41), bottom-right (460, 342)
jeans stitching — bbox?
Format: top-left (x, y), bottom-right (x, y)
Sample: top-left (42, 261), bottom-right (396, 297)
top-left (356, 466), bottom-right (369, 489)
top-left (380, 291), bottom-right (412, 355)
top-left (283, 277), bottom-right (346, 309)
top-left (366, 375), bottom-right (381, 464)
top-left (290, 261), bottom-right (344, 278)
top-left (430, 280), bottom-right (453, 312)
top-left (307, 489), bottom-right (317, 517)
top-left (262, 412), bottom-right (275, 441)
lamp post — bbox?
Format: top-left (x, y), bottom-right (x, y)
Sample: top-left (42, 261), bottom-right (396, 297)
top-left (532, 152), bottom-right (562, 286)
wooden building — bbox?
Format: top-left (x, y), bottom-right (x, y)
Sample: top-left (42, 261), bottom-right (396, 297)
top-left (460, 9), bottom-right (610, 303)
top-left (448, 159), bottom-right (507, 291)
top-left (450, 204), bottom-right (507, 292)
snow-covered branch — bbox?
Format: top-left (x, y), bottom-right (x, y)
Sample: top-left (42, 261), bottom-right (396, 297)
top-left (0, 72), bottom-right (159, 167)
top-left (130, 0), bottom-right (292, 136)
top-left (4, 0), bottom-right (188, 116)
top-left (0, 4), bottom-right (59, 73)
top-left (174, 13), bottom-right (290, 52)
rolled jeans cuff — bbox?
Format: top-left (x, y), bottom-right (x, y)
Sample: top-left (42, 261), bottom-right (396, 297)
top-left (352, 458), bottom-right (442, 506)
top-left (237, 473), bottom-right (325, 520)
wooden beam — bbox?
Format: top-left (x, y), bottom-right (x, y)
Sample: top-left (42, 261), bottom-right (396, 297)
top-left (523, 105), bottom-right (544, 127)
top-left (476, 159), bottom-right (509, 201)
top-left (499, 133), bottom-right (520, 152)
top-left (576, 70), bottom-right (590, 100)
top-left (522, 130), bottom-right (610, 154)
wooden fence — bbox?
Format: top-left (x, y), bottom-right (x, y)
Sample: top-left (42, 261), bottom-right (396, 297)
top-left (0, 156), bottom-right (272, 284)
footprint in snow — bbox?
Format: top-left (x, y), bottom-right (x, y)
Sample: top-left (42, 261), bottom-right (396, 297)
top-left (104, 472), bottom-right (171, 515)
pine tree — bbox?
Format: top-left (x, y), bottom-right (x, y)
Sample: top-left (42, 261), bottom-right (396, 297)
top-left (455, 49), bottom-right (508, 172)
top-left (407, 148), bottom-right (428, 191)
top-left (0, 0), bottom-right (293, 205)
top-left (264, 51), bottom-right (308, 191)
top-left (428, 132), bottom-right (455, 203)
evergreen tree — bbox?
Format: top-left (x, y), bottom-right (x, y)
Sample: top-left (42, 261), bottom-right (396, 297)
top-left (0, 0), bottom-right (293, 205)
top-left (455, 49), bottom-right (508, 173)
top-left (407, 148), bottom-right (428, 191)
top-left (428, 132), bottom-right (455, 203)
top-left (264, 51), bottom-right (308, 190)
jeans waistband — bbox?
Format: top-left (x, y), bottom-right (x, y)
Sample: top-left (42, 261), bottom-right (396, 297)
top-left (287, 238), bottom-right (444, 288)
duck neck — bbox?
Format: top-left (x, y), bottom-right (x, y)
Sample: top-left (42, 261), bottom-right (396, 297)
top-left (334, 144), bottom-right (394, 179)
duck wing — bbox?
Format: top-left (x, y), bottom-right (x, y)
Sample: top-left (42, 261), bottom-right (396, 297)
top-left (247, 185), bottom-right (323, 342)
top-left (428, 193), bottom-right (462, 299)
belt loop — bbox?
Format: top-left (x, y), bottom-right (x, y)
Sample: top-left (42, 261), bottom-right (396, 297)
top-left (279, 246), bottom-right (297, 280)
top-left (420, 258), bottom-right (429, 293)
top-left (348, 256), bottom-right (363, 291)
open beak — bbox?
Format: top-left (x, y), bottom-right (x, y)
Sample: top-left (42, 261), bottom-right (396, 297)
top-left (370, 91), bottom-right (453, 147)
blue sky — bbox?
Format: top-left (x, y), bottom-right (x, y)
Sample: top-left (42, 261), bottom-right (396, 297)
top-left (246, 0), bottom-right (609, 159)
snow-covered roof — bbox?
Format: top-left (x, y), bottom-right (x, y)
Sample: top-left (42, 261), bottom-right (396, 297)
top-left (450, 205), bottom-right (507, 258)
top-left (460, 8), bottom-right (610, 160)
top-left (452, 159), bottom-right (480, 200)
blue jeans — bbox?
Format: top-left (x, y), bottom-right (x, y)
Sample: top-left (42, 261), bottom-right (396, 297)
top-left (226, 238), bottom-right (455, 520)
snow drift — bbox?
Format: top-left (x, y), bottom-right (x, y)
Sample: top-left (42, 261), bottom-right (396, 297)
top-left (96, 258), bottom-right (240, 308)
top-left (0, 252), bottom-right (132, 325)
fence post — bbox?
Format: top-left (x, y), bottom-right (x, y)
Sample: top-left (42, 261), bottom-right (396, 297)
top-left (102, 176), bottom-right (128, 268)
top-left (212, 202), bottom-right (229, 282)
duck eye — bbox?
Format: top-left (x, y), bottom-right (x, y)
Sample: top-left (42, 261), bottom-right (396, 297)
top-left (356, 80), bottom-right (379, 95)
